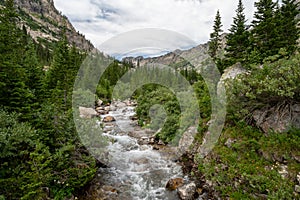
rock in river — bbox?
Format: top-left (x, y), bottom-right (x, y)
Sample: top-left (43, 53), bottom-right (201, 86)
top-left (166, 178), bottom-right (184, 191)
top-left (79, 107), bottom-right (98, 119)
top-left (103, 116), bottom-right (116, 122)
top-left (177, 182), bottom-right (197, 200)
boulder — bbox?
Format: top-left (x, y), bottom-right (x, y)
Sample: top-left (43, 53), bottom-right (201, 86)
top-left (125, 100), bottom-right (131, 106)
top-left (116, 102), bottom-right (127, 108)
top-left (109, 105), bottom-right (117, 111)
top-left (96, 99), bottom-right (103, 106)
top-left (98, 110), bottom-right (109, 115)
top-left (178, 127), bottom-right (197, 154)
top-left (166, 178), bottom-right (184, 191)
top-left (96, 106), bottom-right (104, 111)
top-left (104, 106), bottom-right (110, 111)
top-left (177, 182), bottom-right (197, 200)
top-left (138, 137), bottom-right (149, 145)
top-left (103, 116), bottom-right (116, 123)
top-left (130, 116), bottom-right (138, 121)
top-left (79, 107), bottom-right (98, 119)
top-left (253, 103), bottom-right (300, 134)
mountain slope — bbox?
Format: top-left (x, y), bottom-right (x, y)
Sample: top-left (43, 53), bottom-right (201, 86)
top-left (122, 34), bottom-right (227, 71)
top-left (9, 0), bottom-right (94, 51)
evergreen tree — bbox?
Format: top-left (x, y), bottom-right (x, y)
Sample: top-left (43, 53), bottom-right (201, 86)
top-left (0, 0), bottom-right (33, 116)
top-left (23, 40), bottom-right (44, 95)
top-left (250, 0), bottom-right (277, 62)
top-left (225, 0), bottom-right (249, 66)
top-left (276, 0), bottom-right (299, 55)
top-left (44, 34), bottom-right (84, 110)
top-left (209, 10), bottom-right (223, 60)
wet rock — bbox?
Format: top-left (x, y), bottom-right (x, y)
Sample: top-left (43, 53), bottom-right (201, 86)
top-left (103, 116), bottom-right (116, 122)
top-left (96, 106), bottom-right (104, 111)
top-left (177, 182), bottom-right (196, 200)
top-left (134, 157), bottom-right (149, 165)
top-left (96, 99), bottom-right (103, 106)
top-left (297, 172), bottom-right (300, 184)
top-left (101, 185), bottom-right (118, 194)
top-left (110, 105), bottom-right (117, 111)
top-left (131, 101), bottom-right (138, 106)
top-left (149, 136), bottom-right (156, 144)
top-left (122, 100), bottom-right (130, 106)
top-left (166, 178), bottom-right (184, 191)
top-left (115, 102), bottom-right (127, 108)
top-left (130, 116), bottom-right (138, 121)
top-left (98, 110), bottom-right (109, 115)
top-left (103, 126), bottom-right (114, 132)
top-left (158, 140), bottom-right (165, 145)
top-left (104, 106), bottom-right (111, 111)
top-left (96, 159), bottom-right (108, 168)
top-left (79, 107), bottom-right (98, 119)
top-left (138, 137), bottom-right (150, 145)
top-left (140, 145), bottom-right (150, 151)
top-left (153, 146), bottom-right (159, 150)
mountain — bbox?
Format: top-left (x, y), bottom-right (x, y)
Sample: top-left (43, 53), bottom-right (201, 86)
top-left (122, 34), bottom-right (227, 71)
top-left (8, 0), bottom-right (94, 51)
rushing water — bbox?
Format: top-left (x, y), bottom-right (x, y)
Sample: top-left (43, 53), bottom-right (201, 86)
top-left (95, 103), bottom-right (185, 200)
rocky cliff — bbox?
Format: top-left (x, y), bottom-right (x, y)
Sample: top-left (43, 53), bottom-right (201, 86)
top-left (11, 0), bottom-right (94, 51)
top-left (122, 33), bottom-right (227, 72)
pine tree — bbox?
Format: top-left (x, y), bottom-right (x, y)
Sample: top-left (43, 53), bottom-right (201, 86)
top-left (225, 0), bottom-right (249, 66)
top-left (276, 0), bottom-right (300, 55)
top-left (0, 0), bottom-right (34, 116)
top-left (44, 34), bottom-right (84, 110)
top-left (250, 0), bottom-right (277, 62)
top-left (209, 10), bottom-right (223, 60)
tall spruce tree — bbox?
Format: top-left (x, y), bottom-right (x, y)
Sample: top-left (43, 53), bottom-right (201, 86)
top-left (0, 0), bottom-right (34, 117)
top-left (276, 0), bottom-right (300, 55)
top-left (225, 0), bottom-right (249, 66)
top-left (250, 0), bottom-right (277, 62)
top-left (209, 10), bottom-right (223, 60)
top-left (44, 34), bottom-right (83, 111)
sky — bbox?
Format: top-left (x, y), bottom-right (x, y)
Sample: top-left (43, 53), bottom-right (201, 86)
top-left (53, 0), bottom-right (257, 57)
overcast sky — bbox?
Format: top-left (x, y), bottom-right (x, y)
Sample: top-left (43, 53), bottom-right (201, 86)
top-left (53, 0), bottom-right (257, 57)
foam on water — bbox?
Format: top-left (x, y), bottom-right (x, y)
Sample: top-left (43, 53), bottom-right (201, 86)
top-left (98, 104), bottom-right (184, 199)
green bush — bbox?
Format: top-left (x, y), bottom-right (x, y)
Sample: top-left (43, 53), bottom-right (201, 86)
top-left (228, 54), bottom-right (300, 121)
top-left (136, 86), bottom-right (181, 143)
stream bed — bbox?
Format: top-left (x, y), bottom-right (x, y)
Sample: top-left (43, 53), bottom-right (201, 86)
top-left (85, 101), bottom-right (186, 200)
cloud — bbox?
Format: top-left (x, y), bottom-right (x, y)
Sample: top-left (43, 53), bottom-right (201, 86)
top-left (53, 0), bottom-right (257, 56)
top-left (99, 28), bottom-right (197, 59)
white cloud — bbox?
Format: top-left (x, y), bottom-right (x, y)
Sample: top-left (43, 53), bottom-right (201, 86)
top-left (53, 0), bottom-right (257, 56)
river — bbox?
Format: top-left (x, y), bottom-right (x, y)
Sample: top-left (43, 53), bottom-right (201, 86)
top-left (84, 101), bottom-right (186, 200)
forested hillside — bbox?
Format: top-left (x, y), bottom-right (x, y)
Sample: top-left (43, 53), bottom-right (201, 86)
top-left (0, 0), bottom-right (98, 199)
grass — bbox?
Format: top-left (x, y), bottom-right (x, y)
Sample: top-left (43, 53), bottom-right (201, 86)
top-left (196, 123), bottom-right (300, 199)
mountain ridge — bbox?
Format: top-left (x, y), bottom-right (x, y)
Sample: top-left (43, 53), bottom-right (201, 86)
top-left (122, 33), bottom-right (227, 71)
top-left (9, 0), bottom-right (94, 51)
